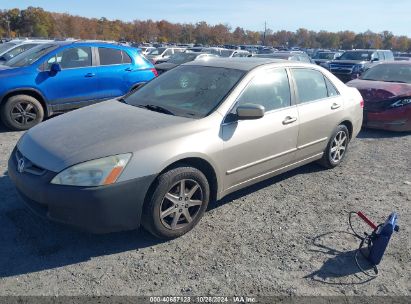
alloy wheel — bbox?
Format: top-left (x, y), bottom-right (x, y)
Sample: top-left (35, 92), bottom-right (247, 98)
top-left (330, 130), bottom-right (348, 163)
top-left (11, 101), bottom-right (38, 126)
top-left (159, 179), bottom-right (204, 230)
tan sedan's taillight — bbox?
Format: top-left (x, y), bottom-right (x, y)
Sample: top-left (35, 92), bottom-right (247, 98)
top-left (360, 100), bottom-right (364, 108)
top-left (151, 68), bottom-right (158, 77)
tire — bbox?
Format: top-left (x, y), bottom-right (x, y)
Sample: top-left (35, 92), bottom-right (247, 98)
top-left (142, 166), bottom-right (210, 239)
top-left (318, 124), bottom-right (350, 169)
top-left (0, 95), bottom-right (44, 131)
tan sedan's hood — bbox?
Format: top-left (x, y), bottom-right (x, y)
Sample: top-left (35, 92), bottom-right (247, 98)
top-left (17, 100), bottom-right (194, 172)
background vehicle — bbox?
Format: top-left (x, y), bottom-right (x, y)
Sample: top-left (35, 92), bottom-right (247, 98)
top-left (155, 52), bottom-right (217, 74)
top-left (258, 47), bottom-right (278, 54)
top-left (0, 41), bottom-right (156, 130)
top-left (185, 47), bottom-right (204, 53)
top-left (201, 47), bottom-right (250, 57)
top-left (326, 49), bottom-right (394, 83)
top-left (146, 47), bottom-right (186, 64)
top-left (139, 46), bottom-right (156, 56)
top-left (347, 62), bottom-right (411, 131)
top-left (0, 39), bottom-right (53, 64)
top-left (394, 53), bottom-right (411, 61)
top-left (312, 51), bottom-right (342, 65)
top-left (254, 51), bottom-right (313, 63)
top-left (8, 58), bottom-right (363, 239)
top-left (0, 41), bottom-right (20, 56)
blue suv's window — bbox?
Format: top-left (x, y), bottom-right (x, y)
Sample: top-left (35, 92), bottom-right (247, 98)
top-left (122, 51), bottom-right (132, 64)
top-left (99, 47), bottom-right (133, 65)
top-left (47, 47), bottom-right (92, 69)
top-left (2, 43), bottom-right (38, 61)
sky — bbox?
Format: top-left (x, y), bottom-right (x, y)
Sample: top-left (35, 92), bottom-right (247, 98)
top-left (0, 0), bottom-right (409, 36)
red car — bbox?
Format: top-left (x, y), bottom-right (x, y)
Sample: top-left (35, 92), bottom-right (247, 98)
top-left (347, 62), bottom-right (411, 131)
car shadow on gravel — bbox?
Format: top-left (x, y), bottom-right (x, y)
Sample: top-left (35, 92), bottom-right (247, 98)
top-left (357, 128), bottom-right (411, 139)
top-left (304, 231), bottom-right (376, 285)
top-left (0, 122), bottom-right (12, 133)
top-left (0, 174), bottom-right (166, 278)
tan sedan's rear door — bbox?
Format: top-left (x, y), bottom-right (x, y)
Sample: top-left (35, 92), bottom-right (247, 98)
top-left (290, 68), bottom-right (345, 161)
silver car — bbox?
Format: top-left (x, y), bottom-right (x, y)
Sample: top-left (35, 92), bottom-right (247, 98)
top-left (146, 47), bottom-right (186, 64)
top-left (8, 58), bottom-right (363, 238)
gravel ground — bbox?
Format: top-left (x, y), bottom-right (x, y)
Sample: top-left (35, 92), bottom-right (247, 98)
top-left (0, 122), bottom-right (410, 297)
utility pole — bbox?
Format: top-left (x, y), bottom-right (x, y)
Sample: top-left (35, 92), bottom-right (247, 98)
top-left (4, 18), bottom-right (11, 38)
top-left (263, 21), bottom-right (267, 46)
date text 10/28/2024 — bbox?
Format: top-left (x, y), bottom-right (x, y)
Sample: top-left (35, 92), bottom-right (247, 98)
top-left (149, 296), bottom-right (256, 303)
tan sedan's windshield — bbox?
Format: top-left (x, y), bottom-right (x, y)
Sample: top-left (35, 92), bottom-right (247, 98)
top-left (124, 66), bottom-right (245, 118)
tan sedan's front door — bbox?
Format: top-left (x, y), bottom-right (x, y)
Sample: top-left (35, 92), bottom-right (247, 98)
top-left (221, 68), bottom-right (299, 193)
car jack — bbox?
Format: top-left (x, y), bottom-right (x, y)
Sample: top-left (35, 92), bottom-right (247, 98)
top-left (348, 211), bottom-right (399, 277)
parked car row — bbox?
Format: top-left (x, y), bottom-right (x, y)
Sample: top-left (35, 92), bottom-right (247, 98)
top-left (1, 38), bottom-right (409, 133)
top-left (2, 36), bottom-right (409, 240)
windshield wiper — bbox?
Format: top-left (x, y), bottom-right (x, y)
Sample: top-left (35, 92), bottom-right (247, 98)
top-left (136, 104), bottom-right (175, 115)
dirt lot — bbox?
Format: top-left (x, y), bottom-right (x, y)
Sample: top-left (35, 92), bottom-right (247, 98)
top-left (0, 122), bottom-right (410, 297)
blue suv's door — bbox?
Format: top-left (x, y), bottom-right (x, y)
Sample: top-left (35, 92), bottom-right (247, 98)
top-left (38, 46), bottom-right (100, 111)
top-left (96, 47), bottom-right (134, 98)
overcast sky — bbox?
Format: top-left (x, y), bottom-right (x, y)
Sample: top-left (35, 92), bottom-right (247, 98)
top-left (0, 0), bottom-right (409, 36)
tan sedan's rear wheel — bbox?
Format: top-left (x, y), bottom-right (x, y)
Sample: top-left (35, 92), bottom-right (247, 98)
top-left (319, 124), bottom-right (350, 169)
top-left (142, 166), bottom-right (210, 239)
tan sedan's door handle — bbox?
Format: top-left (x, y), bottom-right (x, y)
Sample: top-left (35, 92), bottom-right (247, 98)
top-left (331, 103), bottom-right (341, 110)
top-left (282, 116), bottom-right (297, 125)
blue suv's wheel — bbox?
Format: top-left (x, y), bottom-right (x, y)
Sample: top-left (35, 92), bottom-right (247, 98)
top-left (1, 95), bottom-right (44, 131)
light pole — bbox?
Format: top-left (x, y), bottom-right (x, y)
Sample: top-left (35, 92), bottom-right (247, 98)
top-left (6, 20), bottom-right (11, 37)
top-left (263, 21), bottom-right (267, 46)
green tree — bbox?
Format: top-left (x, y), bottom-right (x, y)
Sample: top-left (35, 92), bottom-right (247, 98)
top-left (20, 7), bottom-right (54, 37)
top-left (381, 31), bottom-right (394, 49)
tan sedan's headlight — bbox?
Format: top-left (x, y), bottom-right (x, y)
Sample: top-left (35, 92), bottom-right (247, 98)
top-left (51, 154), bottom-right (131, 187)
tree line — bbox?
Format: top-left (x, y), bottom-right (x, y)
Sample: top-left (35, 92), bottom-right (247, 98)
top-left (1, 6), bottom-right (411, 51)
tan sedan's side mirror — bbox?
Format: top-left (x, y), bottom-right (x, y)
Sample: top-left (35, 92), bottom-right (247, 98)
top-left (236, 104), bottom-right (265, 120)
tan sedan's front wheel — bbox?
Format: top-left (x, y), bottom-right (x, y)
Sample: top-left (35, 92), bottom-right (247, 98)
top-left (142, 166), bottom-right (210, 239)
top-left (319, 124), bottom-right (350, 169)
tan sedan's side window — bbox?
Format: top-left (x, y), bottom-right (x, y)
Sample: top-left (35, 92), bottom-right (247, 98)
top-left (292, 69), bottom-right (328, 103)
top-left (325, 77), bottom-right (339, 96)
top-left (236, 69), bottom-right (291, 112)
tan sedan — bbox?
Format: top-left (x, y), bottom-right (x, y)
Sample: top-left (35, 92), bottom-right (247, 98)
top-left (9, 58), bottom-right (363, 238)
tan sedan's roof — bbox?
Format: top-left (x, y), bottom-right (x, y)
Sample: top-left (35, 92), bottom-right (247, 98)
top-left (183, 57), bottom-right (286, 71)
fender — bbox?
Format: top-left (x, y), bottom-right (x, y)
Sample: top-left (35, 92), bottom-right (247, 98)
top-left (160, 152), bottom-right (223, 198)
top-left (0, 87), bottom-right (51, 116)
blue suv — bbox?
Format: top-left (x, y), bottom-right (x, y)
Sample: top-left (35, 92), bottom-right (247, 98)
top-left (0, 41), bottom-right (157, 130)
